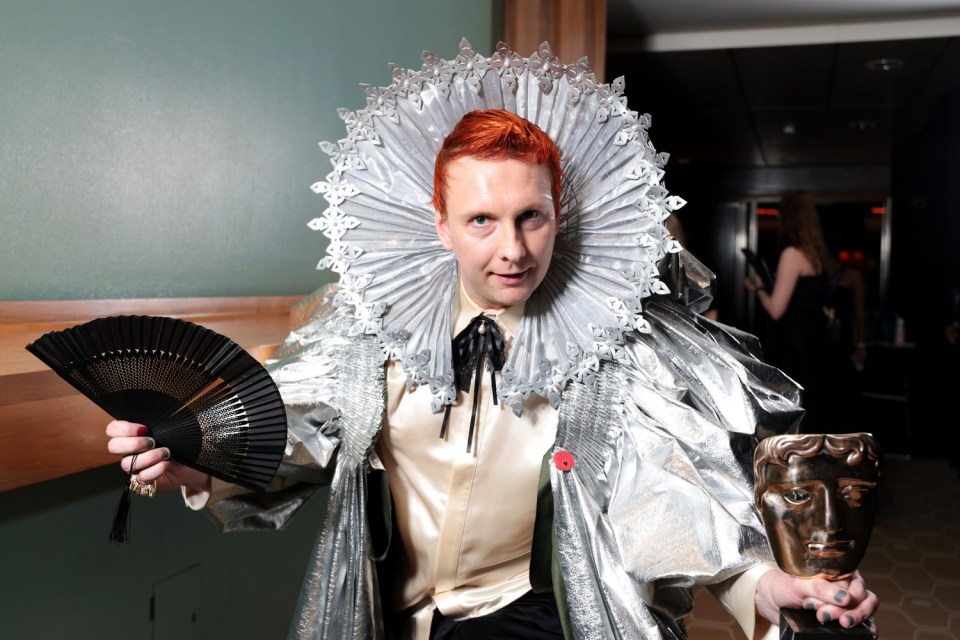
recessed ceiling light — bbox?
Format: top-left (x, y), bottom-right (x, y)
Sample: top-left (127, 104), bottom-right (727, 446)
top-left (782, 121), bottom-right (797, 136)
top-left (865, 58), bottom-right (905, 72)
top-left (848, 119), bottom-right (877, 131)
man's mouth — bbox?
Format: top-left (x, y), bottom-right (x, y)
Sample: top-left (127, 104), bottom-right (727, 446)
top-left (494, 270), bottom-right (528, 283)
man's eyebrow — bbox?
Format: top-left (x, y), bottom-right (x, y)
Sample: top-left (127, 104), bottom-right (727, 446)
top-left (456, 200), bottom-right (551, 217)
top-left (516, 199), bottom-right (552, 212)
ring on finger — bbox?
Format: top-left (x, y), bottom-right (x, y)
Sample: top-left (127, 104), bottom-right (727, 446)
top-left (129, 474), bottom-right (157, 499)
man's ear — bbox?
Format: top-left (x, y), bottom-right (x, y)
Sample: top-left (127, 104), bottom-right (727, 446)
top-left (435, 210), bottom-right (453, 250)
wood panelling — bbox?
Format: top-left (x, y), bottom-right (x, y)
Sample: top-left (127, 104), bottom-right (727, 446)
top-left (503, 0), bottom-right (607, 82)
top-left (0, 296), bottom-right (301, 492)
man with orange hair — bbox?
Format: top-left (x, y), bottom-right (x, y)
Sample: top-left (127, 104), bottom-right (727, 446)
top-left (107, 42), bottom-right (878, 640)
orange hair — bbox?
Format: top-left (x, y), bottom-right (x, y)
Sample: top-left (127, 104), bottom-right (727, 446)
top-left (432, 109), bottom-right (562, 216)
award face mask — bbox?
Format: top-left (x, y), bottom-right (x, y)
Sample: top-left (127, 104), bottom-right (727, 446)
top-left (754, 432), bottom-right (882, 580)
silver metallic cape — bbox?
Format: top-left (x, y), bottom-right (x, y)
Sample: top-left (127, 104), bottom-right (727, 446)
top-left (204, 273), bottom-right (803, 640)
top-left (198, 39), bottom-right (805, 639)
top-left (272, 290), bottom-right (387, 639)
top-left (552, 295), bottom-right (801, 639)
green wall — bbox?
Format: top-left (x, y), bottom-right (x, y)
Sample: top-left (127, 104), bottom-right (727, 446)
top-left (0, 1), bottom-right (498, 637)
top-left (0, 0), bottom-right (499, 300)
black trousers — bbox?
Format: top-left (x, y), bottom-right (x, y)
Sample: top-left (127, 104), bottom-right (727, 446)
top-left (429, 590), bottom-right (564, 640)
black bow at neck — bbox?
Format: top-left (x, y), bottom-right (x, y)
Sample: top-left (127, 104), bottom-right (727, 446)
top-left (440, 313), bottom-right (506, 453)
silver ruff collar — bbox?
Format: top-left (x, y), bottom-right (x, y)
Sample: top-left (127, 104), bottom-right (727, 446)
top-left (309, 38), bottom-right (686, 415)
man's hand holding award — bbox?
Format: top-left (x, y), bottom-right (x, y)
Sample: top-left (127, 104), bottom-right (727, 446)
top-left (754, 433), bottom-right (882, 638)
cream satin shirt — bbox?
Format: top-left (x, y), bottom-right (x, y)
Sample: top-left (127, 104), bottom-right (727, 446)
top-left (375, 284), bottom-right (558, 620)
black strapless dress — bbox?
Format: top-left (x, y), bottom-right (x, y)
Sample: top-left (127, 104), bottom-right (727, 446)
top-left (765, 274), bottom-right (842, 433)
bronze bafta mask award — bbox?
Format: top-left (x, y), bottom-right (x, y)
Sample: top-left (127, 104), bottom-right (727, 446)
top-left (754, 433), bottom-right (882, 638)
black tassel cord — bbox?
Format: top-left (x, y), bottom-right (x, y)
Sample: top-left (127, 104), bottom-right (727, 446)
top-left (440, 314), bottom-right (505, 453)
top-left (109, 453), bottom-right (139, 544)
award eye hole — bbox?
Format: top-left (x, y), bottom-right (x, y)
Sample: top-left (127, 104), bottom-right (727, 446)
top-left (783, 488), bottom-right (810, 504)
top-left (841, 486), bottom-right (868, 507)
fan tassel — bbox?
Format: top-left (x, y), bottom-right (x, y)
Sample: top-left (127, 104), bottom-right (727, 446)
top-left (108, 485), bottom-right (132, 544)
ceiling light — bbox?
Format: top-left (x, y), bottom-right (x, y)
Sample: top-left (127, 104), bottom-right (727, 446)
top-left (848, 119), bottom-right (877, 131)
top-left (782, 121), bottom-right (796, 136)
top-left (864, 58), bottom-right (904, 72)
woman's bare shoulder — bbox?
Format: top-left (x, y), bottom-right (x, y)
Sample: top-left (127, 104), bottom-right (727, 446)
top-left (780, 246), bottom-right (816, 275)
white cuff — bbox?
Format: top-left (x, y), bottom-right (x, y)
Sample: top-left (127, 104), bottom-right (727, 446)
top-left (181, 477), bottom-right (245, 510)
top-left (708, 562), bottom-right (779, 640)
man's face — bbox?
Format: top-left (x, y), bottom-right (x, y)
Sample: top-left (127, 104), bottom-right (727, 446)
top-left (435, 157), bottom-right (557, 310)
top-left (759, 453), bottom-right (879, 579)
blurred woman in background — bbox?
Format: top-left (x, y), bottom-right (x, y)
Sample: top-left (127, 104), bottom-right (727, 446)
top-left (744, 190), bottom-right (842, 433)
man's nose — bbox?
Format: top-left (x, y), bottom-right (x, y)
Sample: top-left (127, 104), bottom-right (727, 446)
top-left (497, 225), bottom-right (527, 262)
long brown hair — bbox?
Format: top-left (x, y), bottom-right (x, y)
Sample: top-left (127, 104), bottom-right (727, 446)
top-left (777, 190), bottom-right (834, 275)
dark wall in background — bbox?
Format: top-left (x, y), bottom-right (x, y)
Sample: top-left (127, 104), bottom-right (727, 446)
top-left (890, 88), bottom-right (960, 459)
top-left (610, 41), bottom-right (960, 460)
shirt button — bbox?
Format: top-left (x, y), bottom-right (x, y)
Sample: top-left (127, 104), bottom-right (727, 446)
top-left (553, 450), bottom-right (575, 471)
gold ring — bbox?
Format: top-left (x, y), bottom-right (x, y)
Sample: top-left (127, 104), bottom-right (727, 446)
top-left (129, 474), bottom-right (157, 498)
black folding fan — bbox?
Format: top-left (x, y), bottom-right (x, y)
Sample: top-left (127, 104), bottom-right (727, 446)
top-left (25, 315), bottom-right (288, 539)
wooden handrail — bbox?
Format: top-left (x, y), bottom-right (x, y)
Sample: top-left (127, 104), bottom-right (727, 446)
top-left (0, 295), bottom-right (302, 492)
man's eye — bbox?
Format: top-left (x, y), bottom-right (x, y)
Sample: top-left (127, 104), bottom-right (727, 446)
top-left (783, 488), bottom-right (810, 504)
top-left (519, 210), bottom-right (540, 223)
top-left (472, 215), bottom-right (489, 226)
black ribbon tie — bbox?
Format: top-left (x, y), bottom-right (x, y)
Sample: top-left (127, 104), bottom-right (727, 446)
top-left (440, 314), bottom-right (505, 453)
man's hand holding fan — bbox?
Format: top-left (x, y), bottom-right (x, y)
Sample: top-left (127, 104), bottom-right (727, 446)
top-left (25, 315), bottom-right (288, 542)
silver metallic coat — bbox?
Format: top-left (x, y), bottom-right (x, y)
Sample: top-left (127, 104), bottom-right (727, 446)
top-left (203, 254), bottom-right (803, 640)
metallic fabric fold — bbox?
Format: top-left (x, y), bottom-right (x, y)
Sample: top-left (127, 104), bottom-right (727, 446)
top-left (287, 307), bottom-right (387, 640)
